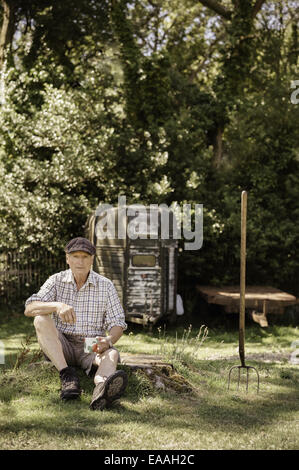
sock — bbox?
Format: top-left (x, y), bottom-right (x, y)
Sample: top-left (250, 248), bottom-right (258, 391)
top-left (94, 375), bottom-right (107, 385)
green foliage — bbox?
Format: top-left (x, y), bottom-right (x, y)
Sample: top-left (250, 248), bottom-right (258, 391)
top-left (0, 0), bottom-right (298, 298)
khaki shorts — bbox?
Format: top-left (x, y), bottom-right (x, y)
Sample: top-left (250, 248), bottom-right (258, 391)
top-left (45, 331), bottom-right (120, 376)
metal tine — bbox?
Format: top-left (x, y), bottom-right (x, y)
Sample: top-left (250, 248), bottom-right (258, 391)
top-left (228, 365), bottom-right (260, 393)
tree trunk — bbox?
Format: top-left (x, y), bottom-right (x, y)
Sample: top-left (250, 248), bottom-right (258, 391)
top-left (0, 0), bottom-right (15, 70)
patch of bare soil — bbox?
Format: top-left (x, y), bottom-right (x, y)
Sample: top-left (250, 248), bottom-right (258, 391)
top-left (205, 352), bottom-right (291, 363)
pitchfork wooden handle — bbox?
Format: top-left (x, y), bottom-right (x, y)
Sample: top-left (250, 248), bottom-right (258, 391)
top-left (239, 191), bottom-right (247, 367)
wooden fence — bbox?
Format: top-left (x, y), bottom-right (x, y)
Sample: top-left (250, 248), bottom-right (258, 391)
top-left (0, 249), bottom-right (66, 301)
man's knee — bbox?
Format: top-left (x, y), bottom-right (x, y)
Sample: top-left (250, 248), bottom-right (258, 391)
top-left (93, 347), bottom-right (119, 366)
top-left (33, 314), bottom-right (54, 332)
top-left (108, 348), bottom-right (119, 363)
top-left (100, 348), bottom-right (119, 363)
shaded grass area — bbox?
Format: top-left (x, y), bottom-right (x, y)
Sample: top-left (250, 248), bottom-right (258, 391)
top-left (0, 309), bottom-right (298, 450)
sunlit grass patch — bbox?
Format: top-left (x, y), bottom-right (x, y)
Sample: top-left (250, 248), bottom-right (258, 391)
top-left (0, 313), bottom-right (298, 450)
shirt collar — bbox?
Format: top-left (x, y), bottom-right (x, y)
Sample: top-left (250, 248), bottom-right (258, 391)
top-left (62, 269), bottom-right (96, 287)
top-left (87, 269), bottom-right (97, 286)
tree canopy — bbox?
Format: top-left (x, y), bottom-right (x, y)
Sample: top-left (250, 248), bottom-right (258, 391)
top-left (0, 0), bottom-right (298, 297)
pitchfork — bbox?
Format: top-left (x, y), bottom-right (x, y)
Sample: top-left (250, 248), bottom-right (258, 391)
top-left (227, 191), bottom-right (260, 393)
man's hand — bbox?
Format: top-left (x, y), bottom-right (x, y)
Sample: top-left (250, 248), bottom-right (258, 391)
top-left (91, 327), bottom-right (123, 355)
top-left (92, 337), bottom-right (112, 355)
top-left (56, 303), bottom-right (76, 324)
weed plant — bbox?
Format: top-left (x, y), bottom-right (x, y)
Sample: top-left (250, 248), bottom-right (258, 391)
top-left (157, 324), bottom-right (209, 364)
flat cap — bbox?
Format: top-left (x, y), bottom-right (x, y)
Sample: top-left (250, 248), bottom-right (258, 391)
top-left (65, 237), bottom-right (96, 255)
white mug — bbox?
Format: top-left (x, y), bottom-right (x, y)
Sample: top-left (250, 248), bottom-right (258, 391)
top-left (84, 337), bottom-right (99, 354)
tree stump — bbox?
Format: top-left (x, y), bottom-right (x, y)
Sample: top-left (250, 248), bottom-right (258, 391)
top-left (120, 353), bottom-right (194, 394)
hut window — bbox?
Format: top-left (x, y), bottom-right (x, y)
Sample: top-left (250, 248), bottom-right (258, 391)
top-left (132, 255), bottom-right (156, 267)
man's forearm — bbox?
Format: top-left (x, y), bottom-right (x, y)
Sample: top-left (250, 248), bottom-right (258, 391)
top-left (107, 326), bottom-right (124, 345)
top-left (24, 301), bottom-right (60, 317)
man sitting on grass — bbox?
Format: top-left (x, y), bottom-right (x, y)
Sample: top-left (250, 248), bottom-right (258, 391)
top-left (24, 237), bottom-right (128, 411)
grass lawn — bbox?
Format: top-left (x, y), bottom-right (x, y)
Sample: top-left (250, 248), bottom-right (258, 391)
top-left (0, 307), bottom-right (298, 450)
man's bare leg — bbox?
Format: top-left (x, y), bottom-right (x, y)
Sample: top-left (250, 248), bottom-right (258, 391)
top-left (93, 349), bottom-right (119, 385)
top-left (33, 315), bottom-right (68, 371)
top-left (90, 349), bottom-right (127, 410)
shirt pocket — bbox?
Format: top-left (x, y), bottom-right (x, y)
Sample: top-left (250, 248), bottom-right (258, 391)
top-left (57, 285), bottom-right (75, 306)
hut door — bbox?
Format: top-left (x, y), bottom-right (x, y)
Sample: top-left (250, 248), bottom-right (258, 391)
top-left (126, 240), bottom-right (161, 320)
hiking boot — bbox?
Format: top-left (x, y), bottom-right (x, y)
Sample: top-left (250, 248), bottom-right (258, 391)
top-left (90, 370), bottom-right (128, 411)
top-left (59, 366), bottom-right (81, 400)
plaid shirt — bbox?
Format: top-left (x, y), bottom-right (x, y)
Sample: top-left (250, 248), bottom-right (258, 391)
top-left (25, 269), bottom-right (127, 337)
